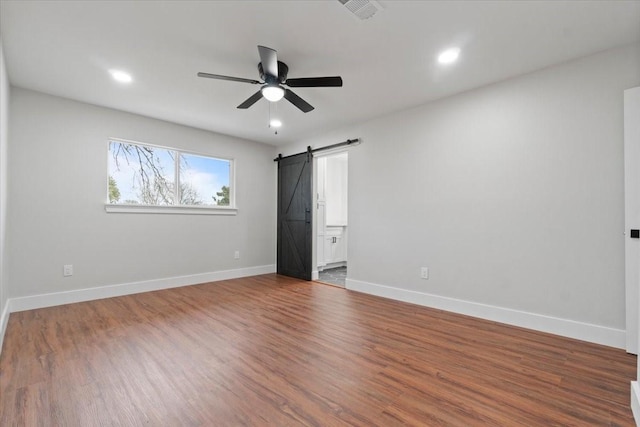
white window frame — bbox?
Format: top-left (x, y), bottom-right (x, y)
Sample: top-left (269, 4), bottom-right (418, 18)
top-left (105, 137), bottom-right (237, 215)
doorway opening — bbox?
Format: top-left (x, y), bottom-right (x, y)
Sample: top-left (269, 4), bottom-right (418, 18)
top-left (315, 151), bottom-right (348, 287)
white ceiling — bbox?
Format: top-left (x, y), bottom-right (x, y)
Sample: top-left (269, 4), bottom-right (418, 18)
top-left (1, 1), bottom-right (639, 146)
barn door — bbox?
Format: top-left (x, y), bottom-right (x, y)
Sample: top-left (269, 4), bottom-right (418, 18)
top-left (277, 151), bottom-right (313, 280)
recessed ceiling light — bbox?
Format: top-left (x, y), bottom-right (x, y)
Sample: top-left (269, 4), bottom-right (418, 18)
top-left (270, 119), bottom-right (282, 128)
top-left (109, 69), bottom-right (133, 83)
top-left (437, 48), bottom-right (460, 65)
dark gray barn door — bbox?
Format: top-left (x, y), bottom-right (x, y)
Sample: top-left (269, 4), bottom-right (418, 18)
top-left (277, 152), bottom-right (313, 280)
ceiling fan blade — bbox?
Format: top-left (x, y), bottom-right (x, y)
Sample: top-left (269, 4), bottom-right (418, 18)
top-left (285, 76), bottom-right (343, 87)
top-left (284, 89), bottom-right (314, 113)
top-left (197, 72), bottom-right (261, 85)
top-left (257, 45), bottom-right (278, 78)
top-left (237, 90), bottom-right (263, 109)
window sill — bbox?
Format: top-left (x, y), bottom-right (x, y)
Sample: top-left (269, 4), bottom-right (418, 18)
top-left (105, 204), bottom-right (237, 215)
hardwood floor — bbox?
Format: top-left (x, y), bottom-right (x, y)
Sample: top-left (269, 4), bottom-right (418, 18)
top-left (0, 274), bottom-right (636, 426)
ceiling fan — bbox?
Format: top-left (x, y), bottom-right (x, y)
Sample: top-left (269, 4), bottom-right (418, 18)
top-left (197, 45), bottom-right (343, 113)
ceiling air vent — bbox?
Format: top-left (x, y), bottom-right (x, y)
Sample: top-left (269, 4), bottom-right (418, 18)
top-left (338, 0), bottom-right (382, 20)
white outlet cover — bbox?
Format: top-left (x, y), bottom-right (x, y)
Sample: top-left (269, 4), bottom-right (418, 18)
top-left (63, 265), bottom-right (73, 276)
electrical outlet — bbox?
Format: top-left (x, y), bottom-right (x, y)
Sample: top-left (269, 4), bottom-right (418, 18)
top-left (63, 264), bottom-right (73, 277)
top-left (234, 250), bottom-right (240, 260)
top-left (420, 267), bottom-right (429, 279)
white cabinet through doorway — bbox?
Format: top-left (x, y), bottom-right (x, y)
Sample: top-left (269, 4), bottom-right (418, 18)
top-left (325, 226), bottom-right (347, 265)
top-left (317, 153), bottom-right (348, 269)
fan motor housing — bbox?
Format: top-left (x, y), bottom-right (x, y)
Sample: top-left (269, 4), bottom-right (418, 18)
top-left (259, 61), bottom-right (289, 84)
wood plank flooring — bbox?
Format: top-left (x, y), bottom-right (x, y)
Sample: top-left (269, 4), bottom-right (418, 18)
top-left (0, 274), bottom-right (636, 426)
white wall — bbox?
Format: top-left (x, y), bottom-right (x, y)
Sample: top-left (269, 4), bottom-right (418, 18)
top-left (278, 44), bottom-right (640, 345)
top-left (0, 38), bottom-right (10, 347)
top-left (8, 88), bottom-right (276, 299)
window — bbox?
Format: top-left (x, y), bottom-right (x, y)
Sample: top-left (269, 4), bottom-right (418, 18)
top-left (107, 139), bottom-right (234, 214)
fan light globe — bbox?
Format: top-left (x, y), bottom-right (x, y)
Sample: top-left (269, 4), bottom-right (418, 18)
top-left (262, 85), bottom-right (285, 102)
top-left (270, 119), bottom-right (282, 128)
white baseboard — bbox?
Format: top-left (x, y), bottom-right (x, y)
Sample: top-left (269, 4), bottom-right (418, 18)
top-left (0, 298), bottom-right (9, 353)
top-left (9, 264), bottom-right (276, 313)
top-left (632, 382), bottom-right (640, 426)
top-left (312, 270), bottom-right (319, 280)
top-left (346, 278), bottom-right (626, 349)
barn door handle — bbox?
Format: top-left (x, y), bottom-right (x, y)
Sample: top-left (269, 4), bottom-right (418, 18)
top-left (305, 209), bottom-right (311, 224)
top-left (631, 229), bottom-right (639, 239)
